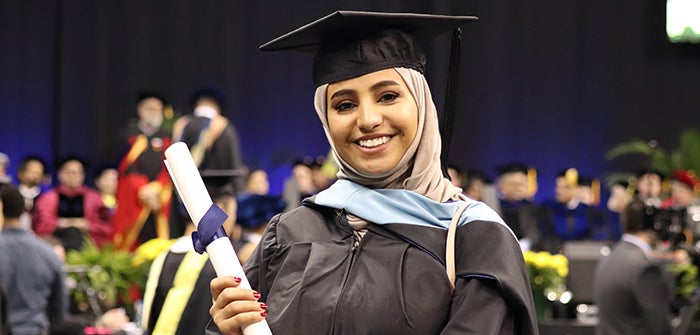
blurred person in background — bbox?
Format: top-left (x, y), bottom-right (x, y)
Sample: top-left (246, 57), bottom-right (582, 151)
top-left (1, 184), bottom-right (67, 335)
top-left (538, 168), bottom-right (600, 252)
top-left (281, 159), bottom-right (317, 212)
top-left (94, 166), bottom-right (118, 220)
top-left (636, 168), bottom-right (665, 208)
top-left (494, 162), bottom-right (541, 251)
top-left (17, 155), bottom-right (50, 230)
top-left (171, 86), bottom-right (247, 236)
top-left (33, 157), bottom-right (112, 251)
top-left (141, 175), bottom-right (238, 335)
top-left (235, 192), bottom-right (286, 263)
top-left (593, 199), bottom-right (680, 335)
top-left (113, 92), bottom-right (174, 251)
top-left (0, 153), bottom-right (11, 185)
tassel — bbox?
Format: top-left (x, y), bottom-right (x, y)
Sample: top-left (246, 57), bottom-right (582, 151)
top-left (440, 28), bottom-right (463, 178)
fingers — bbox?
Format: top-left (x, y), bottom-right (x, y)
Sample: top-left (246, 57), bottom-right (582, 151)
top-left (211, 276), bottom-right (243, 300)
top-left (214, 304), bottom-right (267, 335)
top-left (210, 276), bottom-right (268, 334)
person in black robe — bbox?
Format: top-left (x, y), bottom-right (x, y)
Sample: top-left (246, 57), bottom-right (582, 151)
top-left (142, 176), bottom-right (238, 335)
top-left (494, 162), bottom-right (542, 251)
top-left (170, 87), bottom-right (247, 238)
top-left (207, 11), bottom-right (538, 335)
top-left (538, 168), bottom-right (607, 253)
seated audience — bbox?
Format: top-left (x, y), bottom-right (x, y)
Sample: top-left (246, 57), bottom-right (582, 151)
top-left (635, 168), bottom-right (666, 208)
top-left (281, 158), bottom-right (317, 212)
top-left (236, 193), bottom-right (286, 264)
top-left (605, 179), bottom-right (634, 241)
top-left (33, 157), bottom-right (112, 251)
top-left (539, 168), bottom-right (606, 252)
top-left (0, 153), bottom-right (11, 185)
top-left (446, 164), bottom-right (467, 190)
top-left (17, 155), bottom-right (50, 230)
top-left (93, 166), bottom-right (118, 220)
top-left (494, 162), bottom-right (541, 251)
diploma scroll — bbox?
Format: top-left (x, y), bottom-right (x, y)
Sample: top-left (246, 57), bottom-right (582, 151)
top-left (164, 142), bottom-right (272, 335)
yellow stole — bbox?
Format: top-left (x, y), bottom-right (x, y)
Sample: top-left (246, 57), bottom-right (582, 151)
top-left (141, 250), bottom-right (210, 335)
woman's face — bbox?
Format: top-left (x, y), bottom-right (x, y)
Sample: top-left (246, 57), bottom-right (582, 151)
top-left (326, 69), bottom-right (418, 176)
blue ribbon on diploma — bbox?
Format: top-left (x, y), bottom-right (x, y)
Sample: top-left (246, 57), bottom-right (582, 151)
top-left (191, 204), bottom-right (229, 254)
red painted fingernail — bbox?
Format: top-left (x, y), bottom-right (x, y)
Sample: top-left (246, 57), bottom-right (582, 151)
top-left (233, 277), bottom-right (242, 283)
top-left (253, 291), bottom-right (261, 299)
top-left (260, 312), bottom-right (267, 317)
top-left (260, 303), bottom-right (268, 310)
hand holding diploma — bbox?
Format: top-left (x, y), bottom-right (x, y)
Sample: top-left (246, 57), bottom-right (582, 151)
top-left (164, 142), bottom-right (272, 335)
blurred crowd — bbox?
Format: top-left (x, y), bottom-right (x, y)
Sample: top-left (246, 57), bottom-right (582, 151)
top-left (0, 88), bottom-right (338, 335)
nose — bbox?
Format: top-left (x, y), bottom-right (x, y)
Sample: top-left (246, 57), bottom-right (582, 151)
top-left (356, 103), bottom-right (382, 131)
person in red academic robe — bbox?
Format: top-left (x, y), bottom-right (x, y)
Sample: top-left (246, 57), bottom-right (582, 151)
top-left (112, 92), bottom-right (174, 251)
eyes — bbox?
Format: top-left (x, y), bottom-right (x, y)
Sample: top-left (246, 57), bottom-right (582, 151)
top-left (333, 101), bottom-right (355, 112)
top-left (331, 92), bottom-right (400, 113)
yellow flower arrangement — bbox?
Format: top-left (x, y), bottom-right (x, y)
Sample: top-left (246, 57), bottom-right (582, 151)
top-left (523, 250), bottom-right (568, 292)
top-left (523, 250), bottom-right (570, 319)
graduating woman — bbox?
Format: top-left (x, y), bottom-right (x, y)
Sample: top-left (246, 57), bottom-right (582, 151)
top-left (208, 11), bottom-right (538, 335)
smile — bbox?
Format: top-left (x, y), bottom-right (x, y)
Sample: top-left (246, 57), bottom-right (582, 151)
top-left (357, 136), bottom-right (391, 148)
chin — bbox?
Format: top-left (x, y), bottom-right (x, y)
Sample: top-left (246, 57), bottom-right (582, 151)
top-left (359, 168), bottom-right (390, 176)
top-left (355, 162), bottom-right (397, 176)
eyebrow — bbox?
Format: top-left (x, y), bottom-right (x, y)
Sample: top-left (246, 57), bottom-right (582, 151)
top-left (329, 80), bottom-right (401, 100)
top-left (370, 80), bottom-right (401, 91)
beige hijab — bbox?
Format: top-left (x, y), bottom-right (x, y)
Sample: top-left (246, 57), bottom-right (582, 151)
top-left (313, 67), bottom-right (463, 203)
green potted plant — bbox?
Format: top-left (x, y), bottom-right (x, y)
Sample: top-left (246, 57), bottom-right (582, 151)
top-left (605, 128), bottom-right (700, 184)
top-left (65, 239), bottom-right (148, 315)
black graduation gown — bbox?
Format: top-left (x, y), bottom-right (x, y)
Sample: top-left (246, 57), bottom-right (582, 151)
top-left (208, 202), bottom-right (538, 334)
top-left (148, 252), bottom-right (217, 335)
top-left (178, 116), bottom-right (246, 195)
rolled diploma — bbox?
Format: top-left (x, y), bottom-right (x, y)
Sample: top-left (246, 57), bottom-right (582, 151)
top-left (164, 142), bottom-right (272, 335)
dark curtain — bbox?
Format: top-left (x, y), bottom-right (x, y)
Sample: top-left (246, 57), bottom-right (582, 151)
top-left (1, 0), bottom-right (699, 197)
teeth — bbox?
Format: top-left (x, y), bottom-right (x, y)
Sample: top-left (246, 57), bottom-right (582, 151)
top-left (358, 136), bottom-right (390, 148)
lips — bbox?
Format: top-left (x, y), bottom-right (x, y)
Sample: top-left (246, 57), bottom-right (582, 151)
top-left (357, 135), bottom-right (391, 148)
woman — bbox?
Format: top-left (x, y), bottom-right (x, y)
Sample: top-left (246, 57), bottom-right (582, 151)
top-left (208, 11), bottom-right (537, 335)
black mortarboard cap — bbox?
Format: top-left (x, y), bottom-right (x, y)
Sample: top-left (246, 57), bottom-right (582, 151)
top-left (577, 176), bottom-right (594, 187)
top-left (259, 10), bottom-right (478, 86)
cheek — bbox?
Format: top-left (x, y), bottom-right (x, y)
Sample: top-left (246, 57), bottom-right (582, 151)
top-left (327, 117), bottom-right (347, 144)
top-left (403, 105), bottom-right (419, 141)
